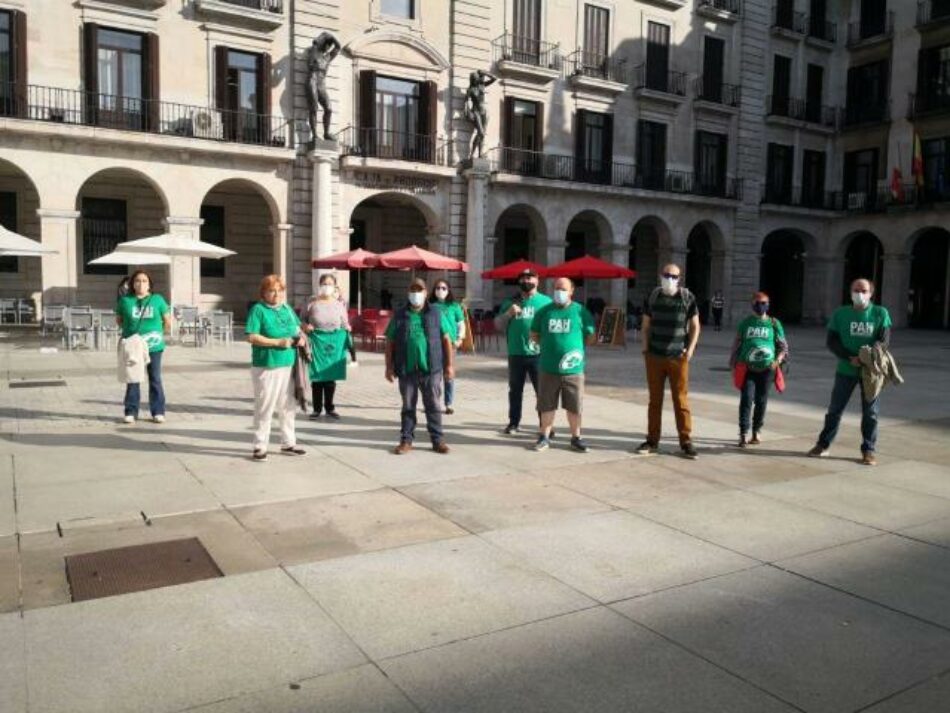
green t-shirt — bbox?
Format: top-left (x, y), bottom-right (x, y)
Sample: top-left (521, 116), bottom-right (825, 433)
top-left (828, 303), bottom-right (892, 377)
top-left (736, 315), bottom-right (785, 370)
top-left (530, 301), bottom-right (595, 375)
top-left (245, 301), bottom-right (301, 369)
top-left (432, 300), bottom-right (465, 342)
top-left (115, 293), bottom-right (170, 353)
top-left (384, 308), bottom-right (453, 374)
top-left (500, 292), bottom-right (553, 357)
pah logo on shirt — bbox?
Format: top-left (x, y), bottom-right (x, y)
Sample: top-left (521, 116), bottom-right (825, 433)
top-left (850, 322), bottom-right (874, 337)
top-left (745, 326), bottom-right (770, 339)
top-left (520, 306), bottom-right (535, 320)
top-left (559, 350), bottom-right (584, 371)
top-left (548, 318), bottom-right (571, 333)
top-left (132, 306), bottom-right (155, 319)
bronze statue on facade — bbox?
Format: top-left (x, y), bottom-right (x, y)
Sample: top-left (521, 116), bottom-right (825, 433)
top-left (307, 32), bottom-right (341, 143)
top-left (464, 69), bottom-right (497, 159)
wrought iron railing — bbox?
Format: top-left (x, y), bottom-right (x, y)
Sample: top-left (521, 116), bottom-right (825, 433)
top-left (338, 126), bottom-right (445, 165)
top-left (698, 0), bottom-right (739, 14)
top-left (773, 5), bottom-right (807, 33)
top-left (566, 50), bottom-right (627, 83)
top-left (492, 33), bottom-right (562, 70)
top-left (766, 95), bottom-right (838, 127)
top-left (489, 147), bottom-right (741, 199)
top-left (807, 16), bottom-right (837, 42)
top-left (908, 90), bottom-right (950, 118)
top-left (632, 65), bottom-right (687, 96)
top-left (219, 0), bottom-right (283, 11)
top-left (761, 186), bottom-right (843, 210)
top-left (694, 78), bottom-right (741, 106)
top-left (847, 11), bottom-right (894, 46)
top-left (0, 82), bottom-right (293, 148)
top-left (842, 99), bottom-right (891, 127)
top-left (918, 0), bottom-right (950, 26)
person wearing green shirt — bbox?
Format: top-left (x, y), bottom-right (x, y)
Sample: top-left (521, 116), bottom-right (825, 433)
top-left (729, 291), bottom-right (788, 448)
top-left (385, 278), bottom-right (455, 455)
top-left (430, 279), bottom-right (466, 415)
top-left (495, 267), bottom-right (553, 435)
top-left (529, 277), bottom-right (595, 453)
top-left (809, 278), bottom-right (892, 466)
top-left (115, 270), bottom-right (171, 424)
top-left (245, 275), bottom-right (306, 461)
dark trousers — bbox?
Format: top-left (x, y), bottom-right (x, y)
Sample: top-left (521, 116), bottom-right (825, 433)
top-left (739, 368), bottom-right (771, 435)
top-left (124, 350), bottom-right (165, 417)
top-left (311, 381), bottom-right (336, 414)
top-left (507, 355), bottom-right (540, 428)
top-left (398, 371), bottom-right (444, 444)
top-left (818, 372), bottom-right (880, 453)
top-left (712, 308), bottom-right (723, 331)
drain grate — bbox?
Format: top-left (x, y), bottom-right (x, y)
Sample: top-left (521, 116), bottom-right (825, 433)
top-left (65, 537), bottom-right (223, 602)
top-left (9, 379), bottom-right (67, 388)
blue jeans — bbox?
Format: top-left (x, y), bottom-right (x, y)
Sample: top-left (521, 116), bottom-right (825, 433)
top-left (817, 372), bottom-right (880, 453)
top-left (124, 350), bottom-right (165, 417)
top-left (739, 368), bottom-right (771, 435)
top-left (507, 355), bottom-right (540, 428)
top-left (444, 378), bottom-right (455, 407)
top-left (398, 371), bottom-right (444, 444)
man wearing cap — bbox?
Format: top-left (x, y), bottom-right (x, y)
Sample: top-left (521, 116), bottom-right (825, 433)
top-left (385, 278), bottom-right (455, 454)
top-left (495, 267), bottom-right (553, 434)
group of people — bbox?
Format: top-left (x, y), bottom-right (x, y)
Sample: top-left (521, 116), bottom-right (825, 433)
top-left (113, 266), bottom-right (896, 468)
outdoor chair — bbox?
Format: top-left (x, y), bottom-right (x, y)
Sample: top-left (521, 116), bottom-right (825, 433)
top-left (63, 308), bottom-right (95, 350)
top-left (41, 304), bottom-right (67, 336)
top-left (205, 310), bottom-right (233, 346)
top-left (0, 299), bottom-right (17, 324)
top-left (94, 309), bottom-right (119, 350)
top-left (17, 298), bottom-right (35, 324)
top-left (175, 306), bottom-right (206, 347)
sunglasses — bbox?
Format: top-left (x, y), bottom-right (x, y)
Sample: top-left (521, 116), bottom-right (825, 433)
top-left (661, 273), bottom-right (680, 280)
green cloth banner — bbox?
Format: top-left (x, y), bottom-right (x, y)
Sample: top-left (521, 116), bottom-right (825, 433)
top-left (308, 329), bottom-right (349, 382)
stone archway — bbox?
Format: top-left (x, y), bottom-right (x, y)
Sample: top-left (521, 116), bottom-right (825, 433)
top-left (909, 228), bottom-right (950, 329)
top-left (628, 216), bottom-right (673, 309)
top-left (0, 158), bottom-right (42, 308)
top-left (841, 231), bottom-right (884, 305)
top-left (760, 230), bottom-right (809, 324)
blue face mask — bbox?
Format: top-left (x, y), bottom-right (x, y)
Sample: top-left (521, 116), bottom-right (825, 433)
top-left (753, 302), bottom-right (769, 315)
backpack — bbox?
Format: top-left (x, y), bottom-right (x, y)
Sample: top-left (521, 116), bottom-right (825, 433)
top-left (647, 286), bottom-right (694, 316)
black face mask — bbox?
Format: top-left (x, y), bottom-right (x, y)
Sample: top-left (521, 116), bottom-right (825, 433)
top-left (519, 280), bottom-right (535, 292)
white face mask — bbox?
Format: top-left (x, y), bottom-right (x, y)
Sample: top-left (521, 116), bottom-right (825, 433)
top-left (661, 277), bottom-right (679, 296)
top-left (434, 287), bottom-right (448, 300)
top-left (408, 291), bottom-right (426, 307)
top-left (553, 289), bottom-right (570, 306)
top-left (319, 285), bottom-right (334, 297)
top-left (851, 291), bottom-right (870, 308)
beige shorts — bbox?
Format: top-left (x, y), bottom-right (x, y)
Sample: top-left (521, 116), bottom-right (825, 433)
top-left (538, 372), bottom-right (584, 414)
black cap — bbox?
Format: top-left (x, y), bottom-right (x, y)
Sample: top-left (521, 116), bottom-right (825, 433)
top-left (519, 268), bottom-right (538, 277)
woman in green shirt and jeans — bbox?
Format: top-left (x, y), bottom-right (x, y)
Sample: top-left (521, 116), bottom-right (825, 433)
top-left (430, 279), bottom-right (465, 415)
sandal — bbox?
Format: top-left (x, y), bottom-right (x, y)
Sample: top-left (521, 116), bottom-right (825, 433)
top-left (252, 450), bottom-right (268, 461)
top-left (280, 445), bottom-right (306, 456)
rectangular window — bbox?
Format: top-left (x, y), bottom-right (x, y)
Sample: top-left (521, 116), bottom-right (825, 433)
top-left (918, 44), bottom-right (950, 113)
top-left (82, 198), bottom-right (127, 275)
top-left (775, 0), bottom-right (794, 29)
top-left (646, 22), bottom-right (670, 92)
top-left (637, 120), bottom-right (667, 190)
top-left (922, 137), bottom-right (950, 201)
top-left (0, 12), bottom-right (11, 116)
top-left (96, 28), bottom-right (144, 130)
top-left (375, 76), bottom-right (421, 160)
top-left (860, 0), bottom-right (886, 38)
top-left (695, 131), bottom-right (727, 197)
top-left (766, 143), bottom-right (794, 203)
top-left (846, 60), bottom-right (889, 124)
top-left (511, 99), bottom-right (537, 150)
top-left (582, 4), bottom-right (610, 78)
top-left (806, 64), bottom-right (824, 122)
top-left (200, 205), bottom-right (225, 279)
top-left (576, 110), bottom-right (612, 184)
top-left (802, 150), bottom-right (826, 207)
top-left (702, 36), bottom-right (725, 102)
top-left (771, 55), bottom-right (792, 116)
top-left (380, 0), bottom-right (414, 19)
top-left (844, 148), bottom-right (879, 208)
top-left (0, 191), bottom-right (17, 273)
top-left (512, 0), bottom-right (542, 64)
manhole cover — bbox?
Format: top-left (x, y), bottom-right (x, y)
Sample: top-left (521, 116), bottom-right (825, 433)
top-left (9, 379), bottom-right (67, 388)
top-left (65, 537), bottom-right (223, 602)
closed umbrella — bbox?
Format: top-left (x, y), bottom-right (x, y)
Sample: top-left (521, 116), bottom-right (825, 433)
top-left (312, 248), bottom-right (379, 314)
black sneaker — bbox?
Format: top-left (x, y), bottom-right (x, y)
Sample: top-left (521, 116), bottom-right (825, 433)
top-left (738, 434), bottom-right (748, 449)
top-left (808, 444), bottom-right (829, 458)
top-left (635, 441), bottom-right (658, 455)
top-left (309, 411), bottom-right (321, 420)
top-left (533, 435), bottom-right (550, 451)
top-left (681, 442), bottom-right (698, 460)
top-left (503, 424), bottom-right (519, 435)
top-left (325, 411), bottom-right (341, 420)
top-left (570, 436), bottom-right (589, 453)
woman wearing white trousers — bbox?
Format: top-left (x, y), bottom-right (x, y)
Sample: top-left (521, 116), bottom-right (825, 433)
top-left (246, 274), bottom-right (306, 461)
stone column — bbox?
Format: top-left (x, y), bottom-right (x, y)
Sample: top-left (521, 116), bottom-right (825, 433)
top-left (37, 209), bottom-right (80, 309)
top-left (164, 216), bottom-right (203, 308)
top-left (272, 222), bottom-right (293, 299)
top-left (309, 140), bottom-right (337, 294)
top-left (801, 254), bottom-right (841, 325)
top-left (882, 252), bottom-right (911, 328)
top-left (464, 157), bottom-right (491, 307)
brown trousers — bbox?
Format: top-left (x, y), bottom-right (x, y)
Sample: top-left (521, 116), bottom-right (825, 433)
top-left (645, 352), bottom-right (692, 446)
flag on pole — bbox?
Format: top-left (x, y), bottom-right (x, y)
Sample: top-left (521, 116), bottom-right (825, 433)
top-left (912, 131), bottom-right (925, 188)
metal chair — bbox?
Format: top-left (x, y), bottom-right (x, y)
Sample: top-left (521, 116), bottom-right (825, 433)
top-left (94, 308), bottom-right (119, 350)
top-left (63, 308), bottom-right (95, 350)
top-left (175, 306), bottom-right (206, 347)
top-left (17, 298), bottom-right (35, 324)
top-left (0, 299), bottom-right (17, 324)
top-left (205, 310), bottom-right (233, 346)
top-left (41, 304), bottom-right (67, 336)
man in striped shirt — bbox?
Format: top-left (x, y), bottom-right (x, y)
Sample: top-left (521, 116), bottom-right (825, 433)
top-left (636, 264), bottom-right (701, 459)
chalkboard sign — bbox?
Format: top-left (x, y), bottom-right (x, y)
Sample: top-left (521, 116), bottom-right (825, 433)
top-left (596, 307), bottom-right (624, 346)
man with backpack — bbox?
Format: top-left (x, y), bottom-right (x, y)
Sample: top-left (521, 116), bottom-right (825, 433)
top-left (636, 264), bottom-right (700, 459)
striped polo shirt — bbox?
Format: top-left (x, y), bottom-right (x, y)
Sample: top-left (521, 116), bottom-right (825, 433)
top-left (644, 288), bottom-right (698, 357)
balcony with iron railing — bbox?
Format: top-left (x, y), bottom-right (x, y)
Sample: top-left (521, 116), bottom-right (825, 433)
top-left (338, 126), bottom-right (446, 166)
top-left (492, 33), bottom-right (562, 81)
top-left (766, 95), bottom-right (839, 129)
top-left (489, 146), bottom-right (741, 200)
top-left (772, 5), bottom-right (807, 35)
top-left (632, 64), bottom-right (687, 103)
top-left (194, 0), bottom-right (284, 28)
top-left (908, 90), bottom-right (950, 118)
top-left (694, 78), bottom-right (741, 108)
top-left (0, 82), bottom-right (293, 149)
top-left (842, 99), bottom-right (891, 128)
top-left (761, 185), bottom-right (843, 210)
top-left (697, 0), bottom-right (740, 16)
top-left (847, 11), bottom-right (894, 47)
top-left (566, 50), bottom-right (628, 87)
top-left (917, 0), bottom-right (950, 28)
top-left (807, 16), bottom-right (838, 43)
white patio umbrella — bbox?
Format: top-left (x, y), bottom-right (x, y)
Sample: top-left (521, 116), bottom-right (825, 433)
top-left (0, 224), bottom-right (57, 256)
top-left (88, 251), bottom-right (172, 266)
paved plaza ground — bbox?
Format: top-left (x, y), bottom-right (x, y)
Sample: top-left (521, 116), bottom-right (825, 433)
top-left (1, 324), bottom-right (949, 712)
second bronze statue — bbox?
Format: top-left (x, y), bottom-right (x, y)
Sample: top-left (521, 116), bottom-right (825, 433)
top-left (307, 32), bottom-right (341, 143)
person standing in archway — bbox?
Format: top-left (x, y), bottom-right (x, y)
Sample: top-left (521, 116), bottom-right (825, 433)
top-left (808, 278), bottom-right (891, 466)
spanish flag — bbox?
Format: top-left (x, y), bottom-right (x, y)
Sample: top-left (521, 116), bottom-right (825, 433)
top-left (912, 131), bottom-right (924, 188)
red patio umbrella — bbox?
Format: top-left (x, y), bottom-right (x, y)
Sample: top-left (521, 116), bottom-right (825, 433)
top-left (372, 245), bottom-right (469, 272)
top-left (545, 255), bottom-right (636, 279)
top-left (481, 259), bottom-right (549, 280)
top-left (312, 248), bottom-right (379, 314)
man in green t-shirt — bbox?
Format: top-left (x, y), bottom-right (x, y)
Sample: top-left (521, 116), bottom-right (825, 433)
top-left (495, 267), bottom-right (553, 434)
top-left (529, 277), bottom-right (595, 453)
top-left (809, 278), bottom-right (892, 465)
top-left (385, 278), bottom-right (455, 455)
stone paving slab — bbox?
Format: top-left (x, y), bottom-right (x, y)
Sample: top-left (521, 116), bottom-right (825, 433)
top-left (750, 472), bottom-right (950, 531)
top-left (19, 510), bottom-right (278, 611)
top-left (400, 472), bottom-right (613, 533)
top-left (380, 607), bottom-right (798, 713)
top-left (24, 569), bottom-right (367, 713)
top-left (613, 566), bottom-right (950, 713)
top-left (898, 517), bottom-right (950, 549)
top-left (862, 671), bottom-right (950, 713)
top-left (0, 458), bottom-right (14, 536)
top-left (777, 534), bottom-right (950, 629)
top-left (231, 489), bottom-right (466, 565)
top-left (628, 489), bottom-right (881, 562)
top-left (288, 535), bottom-right (595, 660)
top-left (0, 612), bottom-right (26, 713)
top-left (183, 664), bottom-right (418, 713)
top-left (655, 447), bottom-right (847, 488)
top-left (482, 511), bottom-right (757, 603)
top-left (0, 535), bottom-right (18, 613)
top-left (860, 460), bottom-right (950, 500)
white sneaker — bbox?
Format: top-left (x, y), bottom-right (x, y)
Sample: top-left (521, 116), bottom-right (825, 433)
top-left (123, 415), bottom-right (135, 424)
top-left (350, 361), bottom-right (359, 368)
top-left (153, 415), bottom-right (165, 424)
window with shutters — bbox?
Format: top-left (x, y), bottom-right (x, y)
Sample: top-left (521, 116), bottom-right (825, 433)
top-left (0, 12), bottom-right (12, 116)
top-left (802, 150), bottom-right (826, 207)
top-left (375, 76), bottom-right (421, 160)
top-left (82, 198), bottom-right (127, 276)
top-left (922, 137), bottom-right (950, 201)
top-left (581, 4), bottom-right (610, 78)
top-left (701, 36), bottom-right (725, 102)
top-left (770, 55), bottom-right (791, 116)
top-left (845, 60), bottom-right (889, 125)
top-left (917, 44), bottom-right (950, 114)
top-left (645, 22), bottom-right (670, 92)
top-left (223, 50), bottom-right (261, 142)
top-left (512, 0), bottom-right (542, 64)
top-left (200, 205), bottom-right (226, 279)
top-left (576, 110), bottom-right (612, 183)
top-left (694, 131), bottom-right (727, 196)
top-left (844, 148), bottom-right (879, 205)
top-left (0, 192), bottom-right (18, 273)
top-left (765, 143), bottom-right (794, 204)
top-left (96, 29), bottom-right (144, 130)
top-left (637, 120), bottom-right (667, 190)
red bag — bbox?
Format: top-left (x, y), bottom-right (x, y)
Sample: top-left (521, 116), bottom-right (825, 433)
top-left (732, 362), bottom-right (747, 390)
top-left (774, 365), bottom-right (786, 393)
